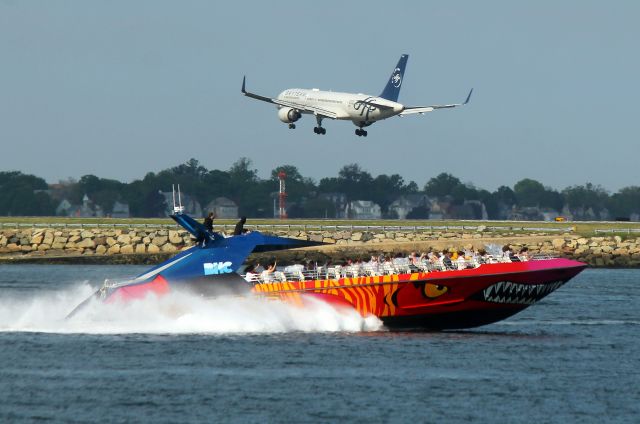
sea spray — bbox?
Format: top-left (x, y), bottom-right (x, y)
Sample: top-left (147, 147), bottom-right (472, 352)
top-left (0, 283), bottom-right (383, 334)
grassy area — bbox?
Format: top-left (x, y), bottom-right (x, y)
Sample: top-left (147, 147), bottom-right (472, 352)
top-left (1, 216), bottom-right (639, 236)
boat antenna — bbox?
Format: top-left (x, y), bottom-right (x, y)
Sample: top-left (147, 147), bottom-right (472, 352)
top-left (172, 184), bottom-right (185, 214)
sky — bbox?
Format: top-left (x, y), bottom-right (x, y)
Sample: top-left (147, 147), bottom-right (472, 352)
top-left (1, 1), bottom-right (639, 192)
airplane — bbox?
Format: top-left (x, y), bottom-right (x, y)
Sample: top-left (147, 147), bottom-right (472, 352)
top-left (241, 54), bottom-right (472, 137)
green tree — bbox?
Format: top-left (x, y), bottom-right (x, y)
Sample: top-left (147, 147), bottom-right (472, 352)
top-left (424, 173), bottom-right (462, 198)
top-left (609, 186), bottom-right (640, 219)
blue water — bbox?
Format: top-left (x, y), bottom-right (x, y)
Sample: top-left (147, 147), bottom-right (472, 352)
top-left (0, 265), bottom-right (638, 423)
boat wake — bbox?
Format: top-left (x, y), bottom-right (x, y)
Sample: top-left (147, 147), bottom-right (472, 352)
top-left (0, 283), bottom-right (383, 334)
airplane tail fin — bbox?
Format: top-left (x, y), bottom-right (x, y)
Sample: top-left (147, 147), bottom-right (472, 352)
top-left (379, 54), bottom-right (409, 102)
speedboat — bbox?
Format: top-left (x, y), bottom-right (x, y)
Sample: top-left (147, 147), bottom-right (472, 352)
top-left (68, 207), bottom-right (586, 330)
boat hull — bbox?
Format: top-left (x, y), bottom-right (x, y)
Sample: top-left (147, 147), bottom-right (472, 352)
top-left (252, 258), bottom-right (587, 330)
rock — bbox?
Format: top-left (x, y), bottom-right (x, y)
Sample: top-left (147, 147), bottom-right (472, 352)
top-left (80, 230), bottom-right (94, 239)
top-left (161, 243), bottom-right (177, 252)
top-left (168, 230), bottom-right (182, 244)
top-left (94, 237), bottom-right (106, 246)
top-left (614, 235), bottom-right (622, 244)
top-left (309, 234), bottom-right (323, 243)
top-left (323, 237), bottom-right (336, 244)
top-left (37, 244), bottom-right (50, 251)
top-left (352, 232), bottom-right (363, 241)
top-left (96, 245), bottom-right (107, 255)
top-left (152, 236), bottom-right (168, 246)
top-left (31, 235), bottom-right (43, 244)
top-left (135, 244), bottom-right (146, 254)
top-left (21, 245), bottom-right (32, 252)
top-left (51, 242), bottom-right (66, 250)
top-left (77, 238), bottom-right (95, 249)
top-left (120, 244), bottom-right (134, 254)
top-left (117, 234), bottom-right (131, 244)
top-left (147, 244), bottom-right (160, 254)
top-left (68, 235), bottom-right (81, 243)
top-left (107, 245), bottom-right (120, 255)
top-left (53, 236), bottom-right (68, 244)
top-left (106, 237), bottom-right (117, 246)
top-left (551, 239), bottom-right (565, 249)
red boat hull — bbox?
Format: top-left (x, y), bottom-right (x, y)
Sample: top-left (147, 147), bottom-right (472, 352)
top-left (252, 258), bottom-right (587, 330)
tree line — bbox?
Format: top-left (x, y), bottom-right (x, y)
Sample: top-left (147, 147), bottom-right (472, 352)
top-left (1, 158), bottom-right (638, 220)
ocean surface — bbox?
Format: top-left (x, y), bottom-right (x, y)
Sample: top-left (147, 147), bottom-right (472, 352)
top-left (0, 265), bottom-right (638, 423)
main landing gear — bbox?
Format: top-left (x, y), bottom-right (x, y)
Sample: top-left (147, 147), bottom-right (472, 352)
top-left (313, 116), bottom-right (326, 135)
top-left (355, 128), bottom-right (368, 137)
top-left (288, 123), bottom-right (296, 129)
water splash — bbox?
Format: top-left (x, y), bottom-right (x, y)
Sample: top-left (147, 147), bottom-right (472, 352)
top-left (0, 283), bottom-right (383, 334)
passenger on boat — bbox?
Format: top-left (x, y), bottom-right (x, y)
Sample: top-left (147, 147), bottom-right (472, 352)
top-left (365, 255), bottom-right (380, 276)
top-left (203, 211), bottom-right (216, 232)
top-left (518, 247), bottom-right (530, 261)
top-left (475, 249), bottom-right (488, 264)
top-left (244, 264), bottom-right (259, 284)
top-left (442, 251), bottom-right (455, 270)
top-left (456, 250), bottom-right (468, 270)
top-left (502, 245), bottom-right (520, 262)
top-left (382, 256), bottom-right (395, 275)
top-left (260, 261), bottom-right (277, 282)
top-left (233, 216), bottom-right (248, 236)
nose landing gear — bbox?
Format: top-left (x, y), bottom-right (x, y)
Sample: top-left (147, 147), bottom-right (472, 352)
top-left (288, 123), bottom-right (296, 129)
top-left (355, 128), bottom-right (368, 137)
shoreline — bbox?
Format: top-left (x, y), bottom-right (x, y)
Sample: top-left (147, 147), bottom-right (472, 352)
top-left (2, 233), bottom-right (639, 268)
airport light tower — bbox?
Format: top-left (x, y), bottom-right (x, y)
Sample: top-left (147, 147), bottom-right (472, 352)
top-left (278, 171), bottom-right (287, 219)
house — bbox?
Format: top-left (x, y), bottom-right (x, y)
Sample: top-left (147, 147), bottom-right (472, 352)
top-left (204, 197), bottom-right (238, 219)
top-left (388, 194), bottom-right (431, 220)
top-left (56, 195), bottom-right (104, 217)
top-left (111, 201), bottom-right (130, 218)
top-left (346, 200), bottom-right (381, 220)
top-left (319, 192), bottom-right (348, 219)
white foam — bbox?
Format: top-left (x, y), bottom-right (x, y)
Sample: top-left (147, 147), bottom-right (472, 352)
top-left (0, 283), bottom-right (383, 334)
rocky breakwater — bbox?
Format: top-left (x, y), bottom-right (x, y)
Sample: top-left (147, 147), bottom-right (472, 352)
top-left (0, 228), bottom-right (189, 264)
top-left (542, 235), bottom-right (640, 267)
top-left (1, 226), bottom-right (639, 267)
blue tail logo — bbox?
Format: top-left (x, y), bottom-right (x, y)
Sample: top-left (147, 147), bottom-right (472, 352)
top-left (380, 54), bottom-right (409, 102)
top-left (391, 68), bottom-right (402, 88)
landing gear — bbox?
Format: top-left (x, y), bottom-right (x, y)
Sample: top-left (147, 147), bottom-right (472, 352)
top-left (313, 116), bottom-right (326, 135)
top-left (288, 123), bottom-right (296, 129)
top-left (355, 128), bottom-right (368, 137)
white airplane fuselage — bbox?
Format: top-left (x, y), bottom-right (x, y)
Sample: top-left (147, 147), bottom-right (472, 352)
top-left (241, 54), bottom-right (471, 137)
top-left (276, 89), bottom-right (403, 127)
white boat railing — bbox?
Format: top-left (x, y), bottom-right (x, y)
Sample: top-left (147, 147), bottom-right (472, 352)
top-left (242, 255), bottom-right (557, 285)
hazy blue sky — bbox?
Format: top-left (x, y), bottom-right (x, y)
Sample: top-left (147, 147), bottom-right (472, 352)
top-left (1, 1), bottom-right (638, 192)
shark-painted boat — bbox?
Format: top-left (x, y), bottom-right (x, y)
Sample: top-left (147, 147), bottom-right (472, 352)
top-left (68, 208), bottom-right (586, 330)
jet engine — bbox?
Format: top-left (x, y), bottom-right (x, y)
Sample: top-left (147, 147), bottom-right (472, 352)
top-left (278, 108), bottom-right (302, 123)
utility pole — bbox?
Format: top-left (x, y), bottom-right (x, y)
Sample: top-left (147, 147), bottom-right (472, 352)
top-left (278, 171), bottom-right (287, 219)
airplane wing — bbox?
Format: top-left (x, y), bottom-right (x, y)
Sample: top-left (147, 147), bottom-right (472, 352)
top-left (399, 88), bottom-right (473, 116)
top-left (241, 77), bottom-right (338, 119)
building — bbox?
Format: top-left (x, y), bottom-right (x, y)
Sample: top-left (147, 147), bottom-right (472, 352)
top-left (318, 192), bottom-right (348, 219)
top-left (388, 194), bottom-right (431, 219)
top-left (346, 200), bottom-right (382, 220)
top-left (111, 201), bottom-right (130, 218)
top-left (204, 197), bottom-right (238, 219)
top-left (56, 194), bottom-right (104, 217)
